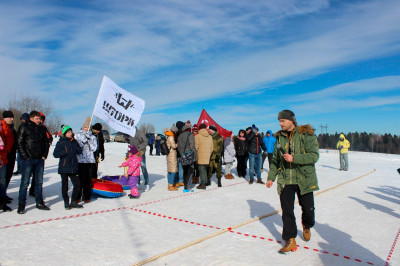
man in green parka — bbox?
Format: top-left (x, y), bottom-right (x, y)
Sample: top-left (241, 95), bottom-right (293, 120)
top-left (266, 110), bottom-right (319, 254)
top-left (207, 125), bottom-right (223, 187)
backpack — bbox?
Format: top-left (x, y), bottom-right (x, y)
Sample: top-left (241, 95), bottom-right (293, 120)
top-left (160, 139), bottom-right (170, 155)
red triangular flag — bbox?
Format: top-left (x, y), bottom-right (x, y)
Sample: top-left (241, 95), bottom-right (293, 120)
top-left (196, 109), bottom-right (232, 139)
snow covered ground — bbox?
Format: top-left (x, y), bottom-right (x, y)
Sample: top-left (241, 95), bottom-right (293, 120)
top-left (1, 140), bottom-right (399, 266)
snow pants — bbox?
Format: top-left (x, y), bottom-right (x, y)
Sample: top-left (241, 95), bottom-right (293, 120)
top-left (339, 152), bottom-right (349, 171)
top-left (128, 175), bottom-right (140, 197)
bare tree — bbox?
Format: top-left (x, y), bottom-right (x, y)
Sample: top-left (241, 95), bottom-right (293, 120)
top-left (138, 123), bottom-right (155, 135)
top-left (1, 95), bottom-right (63, 133)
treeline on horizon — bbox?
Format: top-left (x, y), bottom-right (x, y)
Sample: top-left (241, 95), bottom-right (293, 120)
top-left (317, 132), bottom-right (400, 155)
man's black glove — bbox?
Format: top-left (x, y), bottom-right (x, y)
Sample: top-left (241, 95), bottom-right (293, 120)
top-left (101, 154), bottom-right (105, 161)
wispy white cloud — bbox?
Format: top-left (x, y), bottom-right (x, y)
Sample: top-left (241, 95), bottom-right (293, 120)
top-left (0, 0), bottom-right (399, 134)
top-left (287, 76), bottom-right (400, 102)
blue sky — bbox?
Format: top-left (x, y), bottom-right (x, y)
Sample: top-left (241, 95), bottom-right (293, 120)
top-left (0, 0), bottom-right (399, 135)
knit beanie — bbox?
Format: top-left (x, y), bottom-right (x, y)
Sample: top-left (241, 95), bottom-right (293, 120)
top-left (2, 111), bottom-right (14, 119)
top-left (82, 117), bottom-right (91, 129)
top-left (278, 110), bottom-right (297, 125)
top-left (20, 113), bottom-right (29, 121)
top-left (192, 124), bottom-right (198, 132)
top-left (92, 123), bottom-right (102, 131)
top-left (170, 123), bottom-right (178, 132)
top-left (128, 145), bottom-right (138, 155)
top-left (209, 125), bottom-right (217, 132)
top-left (61, 125), bottom-right (72, 135)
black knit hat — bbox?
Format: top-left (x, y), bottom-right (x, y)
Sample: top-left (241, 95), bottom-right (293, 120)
top-left (209, 125), bottom-right (217, 132)
top-left (92, 123), bottom-right (102, 131)
top-left (278, 110), bottom-right (297, 125)
top-left (2, 111), bottom-right (14, 119)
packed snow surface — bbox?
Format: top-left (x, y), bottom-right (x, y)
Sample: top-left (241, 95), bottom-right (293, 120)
top-left (1, 140), bottom-right (399, 266)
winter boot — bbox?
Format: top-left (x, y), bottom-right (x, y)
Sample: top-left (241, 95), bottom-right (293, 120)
top-left (302, 224), bottom-right (311, 242)
top-left (279, 238), bottom-right (297, 254)
top-left (257, 179), bottom-right (265, 184)
top-left (64, 200), bottom-right (71, 210)
top-left (36, 201), bottom-right (50, 210)
top-left (206, 178), bottom-right (211, 186)
top-left (0, 199), bottom-right (12, 212)
top-left (168, 184), bottom-right (178, 191)
top-left (128, 194), bottom-right (140, 199)
top-left (196, 184), bottom-right (206, 190)
top-left (249, 178), bottom-right (254, 184)
top-left (17, 202), bottom-right (25, 214)
top-left (130, 187), bottom-right (140, 197)
top-left (177, 182), bottom-right (184, 187)
top-left (217, 178), bottom-right (222, 187)
top-left (192, 176), bottom-right (199, 184)
top-left (183, 189), bottom-right (194, 193)
top-left (228, 174), bottom-right (234, 179)
top-left (70, 201), bottom-right (84, 208)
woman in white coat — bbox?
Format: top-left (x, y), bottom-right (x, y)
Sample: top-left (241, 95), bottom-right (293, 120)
top-left (224, 134), bottom-right (236, 179)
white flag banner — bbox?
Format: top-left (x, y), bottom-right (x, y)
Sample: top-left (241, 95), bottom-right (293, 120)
top-left (93, 76), bottom-right (145, 137)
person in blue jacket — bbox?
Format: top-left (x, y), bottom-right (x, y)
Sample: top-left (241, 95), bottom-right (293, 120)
top-left (148, 133), bottom-right (155, 156)
top-left (53, 125), bottom-right (83, 210)
top-left (262, 130), bottom-right (276, 171)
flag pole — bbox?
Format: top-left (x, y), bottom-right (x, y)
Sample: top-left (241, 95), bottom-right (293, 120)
top-left (89, 75), bottom-right (106, 126)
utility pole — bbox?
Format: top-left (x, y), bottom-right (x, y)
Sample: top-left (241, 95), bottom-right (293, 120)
top-left (320, 124), bottom-right (328, 134)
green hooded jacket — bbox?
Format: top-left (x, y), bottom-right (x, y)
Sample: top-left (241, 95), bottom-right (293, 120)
top-left (267, 124), bottom-right (319, 195)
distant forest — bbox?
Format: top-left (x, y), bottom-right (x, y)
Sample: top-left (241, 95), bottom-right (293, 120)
top-left (317, 132), bottom-right (400, 155)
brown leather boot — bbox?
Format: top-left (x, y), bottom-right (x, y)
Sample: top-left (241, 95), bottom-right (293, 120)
top-left (228, 174), bottom-right (234, 179)
top-left (168, 184), bottom-right (178, 191)
top-left (279, 238), bottom-right (297, 254)
top-left (192, 177), bottom-right (199, 184)
top-left (303, 224), bottom-right (311, 241)
top-left (225, 174), bottom-right (230, 179)
top-left (177, 182), bottom-right (184, 187)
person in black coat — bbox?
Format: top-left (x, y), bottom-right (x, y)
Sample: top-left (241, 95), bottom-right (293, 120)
top-left (53, 125), bottom-right (83, 209)
top-left (16, 111), bottom-right (50, 214)
top-left (234, 129), bottom-right (248, 178)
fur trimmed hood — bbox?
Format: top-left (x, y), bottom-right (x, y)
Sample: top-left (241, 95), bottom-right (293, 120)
top-left (276, 124), bottom-right (315, 136)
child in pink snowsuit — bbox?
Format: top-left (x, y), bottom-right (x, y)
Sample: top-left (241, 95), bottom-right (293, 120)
top-left (119, 145), bottom-right (142, 199)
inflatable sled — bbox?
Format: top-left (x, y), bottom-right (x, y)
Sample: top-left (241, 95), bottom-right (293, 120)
top-left (91, 179), bottom-right (123, 198)
top-left (101, 175), bottom-right (130, 190)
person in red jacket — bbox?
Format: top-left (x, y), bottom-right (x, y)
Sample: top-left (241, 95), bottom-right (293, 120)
top-left (0, 117), bottom-right (14, 212)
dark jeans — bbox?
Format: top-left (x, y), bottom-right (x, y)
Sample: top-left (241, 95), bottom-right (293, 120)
top-left (261, 152), bottom-right (267, 169)
top-left (248, 152), bottom-right (262, 180)
top-left (236, 155), bottom-right (247, 177)
top-left (16, 151), bottom-right (22, 172)
top-left (149, 144), bottom-right (154, 155)
top-left (155, 144), bottom-right (161, 155)
top-left (18, 158), bottom-right (45, 204)
top-left (182, 164), bottom-right (194, 189)
top-left (280, 185), bottom-right (315, 240)
top-left (267, 153), bottom-right (273, 167)
top-left (60, 173), bottom-right (81, 205)
top-left (139, 154), bottom-right (149, 185)
top-left (77, 163), bottom-right (97, 201)
top-left (0, 165), bottom-right (7, 199)
top-left (6, 152), bottom-right (16, 188)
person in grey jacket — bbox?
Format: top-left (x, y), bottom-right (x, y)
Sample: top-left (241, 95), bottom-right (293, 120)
top-left (130, 128), bottom-right (149, 191)
top-left (177, 125), bottom-right (197, 192)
